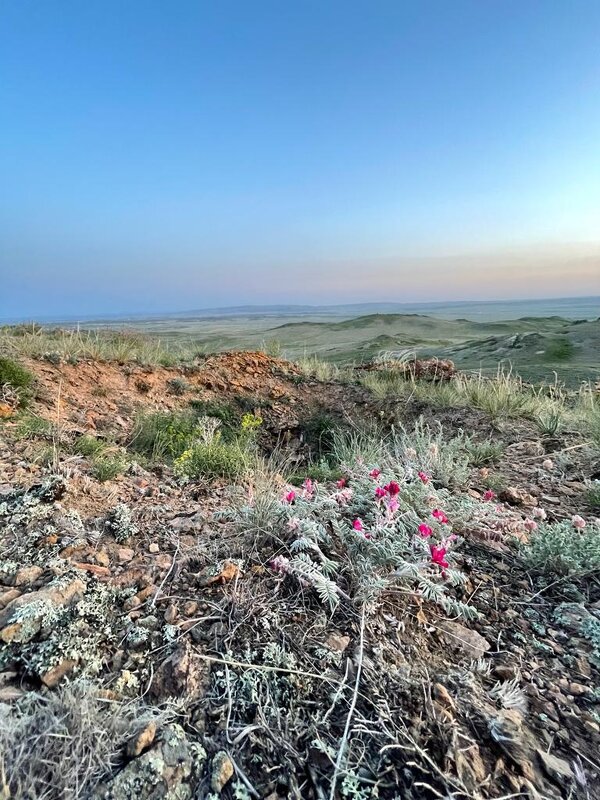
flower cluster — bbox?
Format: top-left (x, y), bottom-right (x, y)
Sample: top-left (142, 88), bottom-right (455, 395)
top-left (270, 460), bottom-right (474, 617)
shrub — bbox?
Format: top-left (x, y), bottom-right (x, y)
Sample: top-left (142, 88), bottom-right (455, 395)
top-left (188, 399), bottom-right (238, 440)
top-left (15, 414), bottom-right (54, 440)
top-left (0, 356), bottom-right (34, 407)
top-left (74, 434), bottom-right (105, 458)
top-left (174, 436), bottom-right (250, 480)
top-left (585, 481), bottom-right (600, 510)
top-left (130, 410), bottom-right (200, 461)
top-left (301, 410), bottom-right (344, 458)
top-left (166, 377), bottom-right (189, 395)
top-left (464, 438), bottom-right (504, 466)
top-left (231, 463), bottom-right (477, 618)
top-left (543, 337), bottom-right (575, 362)
top-left (535, 409), bottom-right (563, 437)
top-left (520, 519), bottom-right (600, 577)
top-left (392, 418), bottom-right (470, 488)
top-left (91, 455), bottom-right (125, 482)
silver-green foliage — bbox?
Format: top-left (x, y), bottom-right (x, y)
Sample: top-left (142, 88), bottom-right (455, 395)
top-left (261, 465), bottom-right (477, 619)
top-left (520, 519), bottom-right (600, 576)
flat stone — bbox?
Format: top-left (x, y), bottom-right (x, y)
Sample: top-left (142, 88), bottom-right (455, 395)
top-left (537, 749), bottom-right (573, 782)
top-left (127, 721), bottom-right (157, 757)
top-left (439, 621), bottom-right (490, 659)
top-left (41, 658), bottom-right (78, 687)
top-left (14, 565), bottom-right (43, 587)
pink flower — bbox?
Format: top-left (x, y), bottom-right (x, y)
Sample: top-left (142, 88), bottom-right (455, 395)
top-left (352, 518), bottom-right (364, 531)
top-left (532, 507), bottom-right (547, 520)
top-left (387, 498), bottom-right (399, 513)
top-left (334, 487), bottom-right (353, 505)
top-left (418, 471), bottom-right (429, 484)
top-left (430, 545), bottom-right (449, 571)
top-left (369, 468), bottom-right (381, 479)
top-left (384, 481), bottom-right (401, 497)
top-left (363, 532), bottom-right (373, 540)
top-left (572, 514), bottom-right (586, 530)
top-left (269, 555), bottom-right (290, 574)
top-left (432, 509), bottom-right (449, 524)
top-left (483, 490), bottom-right (496, 502)
top-left (524, 518), bottom-right (538, 532)
top-left (418, 523), bottom-right (433, 538)
top-left (336, 478), bottom-right (347, 488)
top-left (283, 490), bottom-right (296, 504)
top-left (375, 486), bottom-right (387, 500)
top-left (302, 478), bottom-right (315, 498)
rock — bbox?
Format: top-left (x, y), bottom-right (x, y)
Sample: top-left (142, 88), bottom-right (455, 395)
top-left (0, 577), bottom-right (86, 644)
top-left (536, 749), bottom-right (573, 783)
top-left (324, 632), bottom-right (351, 653)
top-left (567, 682), bottom-right (587, 696)
top-left (439, 621), bottom-right (490, 659)
top-left (95, 550), bottom-right (111, 567)
top-left (118, 547), bottom-right (135, 563)
top-left (94, 723), bottom-right (206, 800)
top-left (148, 543), bottom-right (160, 554)
top-left (151, 641), bottom-right (210, 703)
top-left (164, 604), bottom-right (178, 624)
top-left (182, 601), bottom-right (198, 616)
top-left (14, 565), bottom-right (43, 586)
top-left (210, 751), bottom-right (234, 793)
top-left (0, 588), bottom-right (21, 609)
top-left (127, 721), bottom-right (157, 757)
top-left (74, 562), bottom-right (111, 579)
top-left (499, 486), bottom-right (537, 507)
top-left (433, 683), bottom-right (456, 710)
top-left (40, 658), bottom-right (78, 687)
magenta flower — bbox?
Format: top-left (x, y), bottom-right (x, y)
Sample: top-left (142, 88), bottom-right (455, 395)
top-left (363, 532), bottom-right (373, 540)
top-left (375, 486), bottom-right (387, 500)
top-left (483, 489), bottom-right (496, 502)
top-left (369, 468), bottom-right (381, 479)
top-left (352, 518), bottom-right (364, 531)
top-left (384, 481), bottom-right (401, 497)
top-left (418, 523), bottom-right (433, 537)
top-left (336, 478), bottom-right (347, 488)
top-left (430, 545), bottom-right (449, 571)
top-left (418, 471), bottom-right (429, 484)
top-left (432, 509), bottom-right (449, 524)
top-left (283, 490), bottom-right (296, 504)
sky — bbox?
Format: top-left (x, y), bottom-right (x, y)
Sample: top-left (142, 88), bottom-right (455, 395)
top-left (1, 0), bottom-right (600, 319)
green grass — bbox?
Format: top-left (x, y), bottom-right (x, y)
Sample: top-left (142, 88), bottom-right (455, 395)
top-left (73, 434), bottom-right (106, 457)
top-left (188, 399), bottom-right (239, 440)
top-left (464, 438), bottom-right (505, 466)
top-left (91, 454), bottom-right (126, 482)
top-left (129, 410), bottom-right (201, 461)
top-left (174, 436), bottom-right (251, 480)
top-left (0, 357), bottom-right (34, 407)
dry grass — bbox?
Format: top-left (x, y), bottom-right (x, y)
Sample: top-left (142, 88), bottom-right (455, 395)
top-left (0, 325), bottom-right (194, 366)
top-left (0, 683), bottom-right (169, 800)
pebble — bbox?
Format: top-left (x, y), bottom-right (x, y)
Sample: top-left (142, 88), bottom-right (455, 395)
top-left (210, 751), bottom-right (234, 793)
top-left (148, 543), bottom-right (160, 554)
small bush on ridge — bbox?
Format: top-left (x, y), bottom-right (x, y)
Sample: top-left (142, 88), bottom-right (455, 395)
top-left (520, 519), bottom-right (600, 577)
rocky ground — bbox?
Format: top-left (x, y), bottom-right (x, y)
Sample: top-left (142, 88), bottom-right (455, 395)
top-left (0, 351), bottom-right (599, 799)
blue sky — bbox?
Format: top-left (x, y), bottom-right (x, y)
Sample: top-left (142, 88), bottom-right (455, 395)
top-left (1, 0), bottom-right (600, 318)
